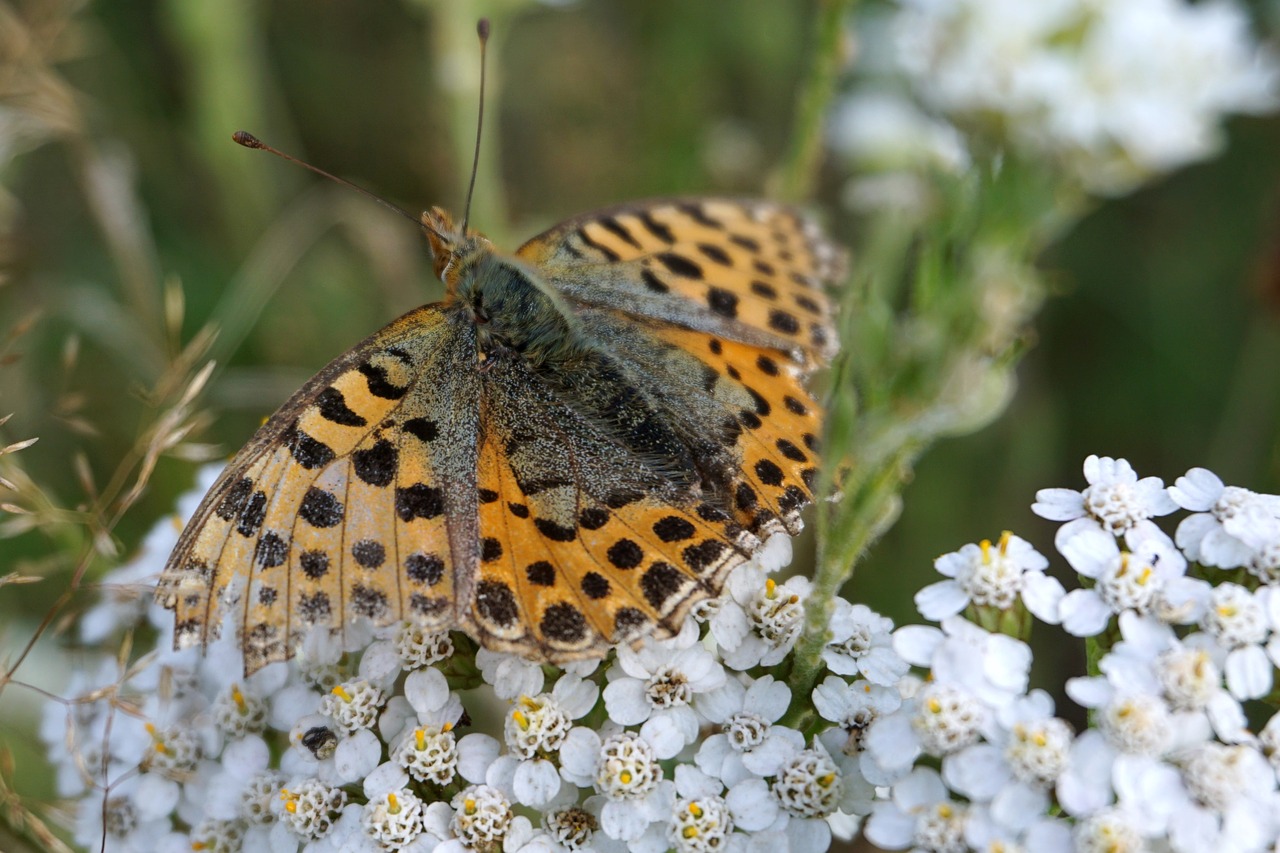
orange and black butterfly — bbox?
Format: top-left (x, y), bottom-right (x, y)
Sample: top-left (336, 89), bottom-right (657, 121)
top-left (156, 192), bottom-right (843, 674)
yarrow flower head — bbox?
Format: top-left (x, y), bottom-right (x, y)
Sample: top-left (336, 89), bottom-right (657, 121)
top-left (1034, 455), bottom-right (1179, 541)
top-left (918, 531), bottom-right (1063, 625)
top-left (1170, 467), bottom-right (1280, 575)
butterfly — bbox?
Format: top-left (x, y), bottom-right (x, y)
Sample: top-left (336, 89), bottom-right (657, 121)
top-left (156, 195), bottom-right (843, 674)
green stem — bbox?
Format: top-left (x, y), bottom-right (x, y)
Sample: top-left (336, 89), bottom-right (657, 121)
top-left (772, 0), bottom-right (855, 203)
top-left (783, 446), bottom-right (912, 722)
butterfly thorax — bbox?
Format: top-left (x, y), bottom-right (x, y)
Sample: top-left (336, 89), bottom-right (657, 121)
top-left (424, 208), bottom-right (590, 371)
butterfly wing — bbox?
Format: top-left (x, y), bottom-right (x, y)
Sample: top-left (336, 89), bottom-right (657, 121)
top-left (517, 197), bottom-right (844, 366)
top-left (469, 348), bottom-right (758, 659)
top-left (158, 305), bottom-right (482, 673)
top-left (516, 198), bottom-right (840, 536)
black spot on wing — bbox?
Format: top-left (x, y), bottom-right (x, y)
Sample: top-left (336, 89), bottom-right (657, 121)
top-left (641, 269), bottom-right (670, 294)
top-left (755, 459), bottom-right (784, 487)
top-left (315, 387), bottom-right (367, 427)
top-left (541, 602), bottom-right (587, 642)
top-left (286, 426), bottom-right (335, 469)
top-left (352, 439), bottom-right (399, 487)
top-left (236, 491), bottom-right (267, 537)
top-left (359, 362), bottom-right (409, 400)
top-left (403, 417), bottom-right (439, 443)
top-left (301, 550), bottom-right (330, 579)
top-left (678, 202), bottom-right (723, 229)
top-left (255, 532), bottom-right (288, 567)
top-left (352, 539), bottom-right (386, 568)
top-left (698, 242), bottom-right (732, 266)
top-left (526, 561), bottom-right (556, 586)
top-left (476, 579), bottom-right (518, 627)
top-left (599, 216), bottom-right (642, 250)
top-left (641, 562), bottom-right (686, 609)
top-left (577, 227), bottom-right (621, 262)
top-left (396, 484), bottom-right (444, 521)
top-left (707, 287), bottom-right (739, 319)
top-left (751, 280), bottom-right (778, 300)
top-left (216, 478), bottom-right (253, 521)
top-left (406, 553), bottom-right (444, 585)
top-left (658, 253), bottom-right (703, 279)
top-left (534, 518), bottom-right (577, 542)
top-left (768, 309), bottom-right (801, 335)
top-left (607, 539), bottom-right (643, 569)
top-left (640, 212), bottom-right (674, 244)
top-left (299, 488), bottom-right (344, 528)
top-left (351, 584), bottom-right (389, 618)
top-left (581, 572), bottom-right (611, 599)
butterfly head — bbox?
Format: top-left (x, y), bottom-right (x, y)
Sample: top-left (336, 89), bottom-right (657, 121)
top-left (421, 206), bottom-right (491, 296)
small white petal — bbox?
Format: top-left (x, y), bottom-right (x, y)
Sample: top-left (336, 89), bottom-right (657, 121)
top-left (725, 779), bottom-right (777, 831)
top-left (1169, 468), bottom-right (1224, 511)
top-left (600, 798), bottom-right (649, 841)
top-left (942, 743), bottom-right (1009, 801)
top-left (915, 580), bottom-right (970, 621)
top-left (892, 624), bottom-right (943, 666)
top-left (1056, 521), bottom-right (1116, 577)
top-left (1175, 513), bottom-right (1218, 561)
top-left (864, 803), bottom-right (916, 848)
top-left (1021, 572), bottom-right (1065, 623)
top-left (455, 733), bottom-right (501, 784)
top-left (333, 729), bottom-right (381, 784)
top-left (694, 676), bottom-right (746, 724)
top-left (1064, 676), bottom-right (1112, 709)
top-left (991, 783), bottom-right (1048, 832)
top-left (1032, 488), bottom-right (1085, 521)
top-left (602, 678), bottom-right (651, 726)
top-left (363, 762), bottom-right (408, 799)
top-left (404, 668), bottom-right (450, 717)
top-left (743, 675), bottom-right (791, 722)
top-left (1199, 527), bottom-right (1255, 568)
top-left (557, 727), bottom-right (601, 786)
top-left (357, 641), bottom-right (402, 688)
top-left (641, 711), bottom-right (692, 759)
top-left (1059, 590), bottom-right (1113, 637)
top-left (1225, 645), bottom-right (1273, 700)
top-left (133, 774), bottom-right (179, 821)
top-left (514, 758), bottom-right (562, 807)
top-left (674, 765), bottom-right (721, 800)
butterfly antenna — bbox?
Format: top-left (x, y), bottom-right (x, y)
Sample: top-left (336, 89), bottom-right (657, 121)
top-left (231, 131), bottom-right (421, 227)
top-left (460, 18), bottom-right (490, 234)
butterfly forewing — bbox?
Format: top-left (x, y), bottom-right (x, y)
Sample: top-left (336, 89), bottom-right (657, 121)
top-left (518, 197), bottom-right (844, 367)
top-left (159, 306), bottom-right (479, 671)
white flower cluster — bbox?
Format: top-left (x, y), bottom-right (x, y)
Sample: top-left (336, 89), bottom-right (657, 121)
top-left (42, 466), bottom-right (895, 853)
top-left (837, 0), bottom-right (1278, 194)
top-left (43, 455), bottom-right (1280, 852)
top-left (860, 455), bottom-right (1280, 852)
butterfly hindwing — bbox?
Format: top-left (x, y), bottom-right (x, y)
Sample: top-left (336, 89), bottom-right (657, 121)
top-left (470, 350), bottom-right (758, 658)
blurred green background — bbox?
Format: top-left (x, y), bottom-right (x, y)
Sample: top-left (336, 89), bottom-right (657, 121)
top-left (2, 0), bottom-right (1279, 847)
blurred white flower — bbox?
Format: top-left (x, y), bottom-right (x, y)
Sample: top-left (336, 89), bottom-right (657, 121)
top-left (894, 0), bottom-right (1279, 193)
top-left (828, 91), bottom-right (970, 173)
